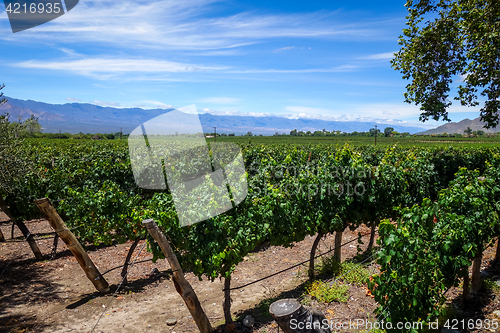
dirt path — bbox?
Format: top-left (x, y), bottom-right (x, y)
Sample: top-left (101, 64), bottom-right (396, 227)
top-left (1, 214), bottom-right (499, 333)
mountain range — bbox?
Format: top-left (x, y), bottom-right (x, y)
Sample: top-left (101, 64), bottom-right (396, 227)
top-left (0, 96), bottom-right (430, 135)
top-left (417, 117), bottom-right (500, 135)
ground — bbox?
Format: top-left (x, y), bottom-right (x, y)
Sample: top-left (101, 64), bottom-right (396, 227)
top-left (0, 212), bottom-right (499, 333)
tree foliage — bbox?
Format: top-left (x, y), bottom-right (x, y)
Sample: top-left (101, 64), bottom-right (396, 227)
top-left (0, 84), bottom-right (6, 106)
top-left (392, 0), bottom-right (500, 128)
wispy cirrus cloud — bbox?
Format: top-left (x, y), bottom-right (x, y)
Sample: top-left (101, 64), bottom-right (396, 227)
top-left (66, 97), bottom-right (81, 102)
top-left (0, 0), bottom-right (396, 51)
top-left (360, 52), bottom-right (396, 60)
top-left (12, 56), bottom-right (356, 78)
top-left (228, 65), bottom-right (357, 74)
top-left (12, 58), bottom-right (228, 76)
top-left (273, 46), bottom-right (294, 52)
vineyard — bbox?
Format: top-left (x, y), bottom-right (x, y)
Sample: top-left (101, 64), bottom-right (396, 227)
top-left (1, 138), bottom-right (500, 332)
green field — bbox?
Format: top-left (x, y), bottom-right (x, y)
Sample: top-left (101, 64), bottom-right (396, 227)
top-left (206, 134), bottom-right (500, 147)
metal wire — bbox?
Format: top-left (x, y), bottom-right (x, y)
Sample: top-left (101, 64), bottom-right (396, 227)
top-left (225, 232), bottom-right (372, 291)
top-left (89, 239), bottom-right (148, 333)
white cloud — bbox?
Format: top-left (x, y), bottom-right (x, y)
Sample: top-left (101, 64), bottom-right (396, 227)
top-left (273, 46), bottom-right (294, 52)
top-left (66, 97), bottom-right (81, 102)
top-left (201, 108), bottom-right (271, 117)
top-left (229, 65), bottom-right (357, 74)
top-left (142, 100), bottom-right (174, 109)
top-left (199, 97), bottom-right (241, 104)
top-left (92, 100), bottom-right (120, 107)
top-left (12, 56), bottom-right (355, 78)
top-left (360, 52), bottom-right (396, 60)
top-left (13, 58), bottom-right (227, 76)
top-left (0, 1), bottom-right (393, 51)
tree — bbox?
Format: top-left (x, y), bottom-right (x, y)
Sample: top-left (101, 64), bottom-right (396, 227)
top-left (313, 130), bottom-right (324, 136)
top-left (23, 115), bottom-right (42, 136)
top-left (384, 127), bottom-right (394, 137)
top-left (369, 128), bottom-right (379, 136)
top-left (392, 0), bottom-right (500, 128)
top-left (464, 127), bottom-right (473, 136)
top-left (246, 131), bottom-right (253, 136)
top-left (0, 110), bottom-right (43, 259)
top-left (0, 84), bottom-right (6, 106)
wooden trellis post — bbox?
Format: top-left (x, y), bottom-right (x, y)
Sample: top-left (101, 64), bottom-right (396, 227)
top-left (0, 197), bottom-right (43, 260)
top-left (143, 218), bottom-right (213, 333)
top-left (35, 198), bottom-right (109, 293)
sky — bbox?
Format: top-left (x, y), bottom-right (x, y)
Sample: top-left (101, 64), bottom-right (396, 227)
top-left (0, 0), bottom-right (484, 130)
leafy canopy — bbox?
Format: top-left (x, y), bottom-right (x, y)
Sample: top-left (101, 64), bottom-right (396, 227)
top-left (392, 0), bottom-right (500, 128)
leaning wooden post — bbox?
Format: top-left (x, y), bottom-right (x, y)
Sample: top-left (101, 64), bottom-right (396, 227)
top-left (143, 219), bottom-right (213, 333)
top-left (35, 198), bottom-right (109, 293)
top-left (0, 197), bottom-right (43, 260)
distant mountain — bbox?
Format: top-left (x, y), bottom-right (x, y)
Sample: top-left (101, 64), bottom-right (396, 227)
top-left (1, 96), bottom-right (428, 134)
top-left (416, 117), bottom-right (500, 135)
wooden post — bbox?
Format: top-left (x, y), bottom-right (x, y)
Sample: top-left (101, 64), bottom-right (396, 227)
top-left (0, 227), bottom-right (5, 242)
top-left (143, 219), bottom-right (213, 333)
top-left (333, 231), bottom-right (343, 263)
top-left (0, 197), bottom-right (43, 260)
top-left (35, 198), bottom-right (109, 293)
top-left (470, 250), bottom-right (482, 294)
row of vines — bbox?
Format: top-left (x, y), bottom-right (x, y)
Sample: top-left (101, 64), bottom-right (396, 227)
top-left (4, 139), bottom-right (500, 332)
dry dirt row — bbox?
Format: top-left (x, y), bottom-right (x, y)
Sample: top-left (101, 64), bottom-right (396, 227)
top-left (1, 212), bottom-right (499, 333)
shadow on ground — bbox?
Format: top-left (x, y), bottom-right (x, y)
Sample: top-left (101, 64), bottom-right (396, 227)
top-left (0, 255), bottom-right (58, 333)
top-left (447, 258), bottom-right (500, 327)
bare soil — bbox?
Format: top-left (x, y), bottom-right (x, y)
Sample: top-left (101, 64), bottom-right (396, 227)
top-left (0, 212), bottom-right (499, 333)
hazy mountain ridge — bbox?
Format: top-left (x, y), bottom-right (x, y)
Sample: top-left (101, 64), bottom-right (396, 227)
top-left (416, 117), bottom-right (500, 135)
top-left (1, 96), bottom-right (428, 134)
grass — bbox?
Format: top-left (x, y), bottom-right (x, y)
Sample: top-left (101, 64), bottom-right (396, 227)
top-left (304, 280), bottom-right (349, 303)
top-left (255, 287), bottom-right (281, 319)
top-left (317, 256), bottom-right (372, 286)
top-left (483, 278), bottom-right (500, 292)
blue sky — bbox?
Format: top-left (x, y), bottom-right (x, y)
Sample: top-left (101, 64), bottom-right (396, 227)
top-left (0, 0), bottom-right (483, 130)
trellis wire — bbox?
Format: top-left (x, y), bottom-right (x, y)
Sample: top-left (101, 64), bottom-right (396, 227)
top-left (89, 239), bottom-right (148, 333)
